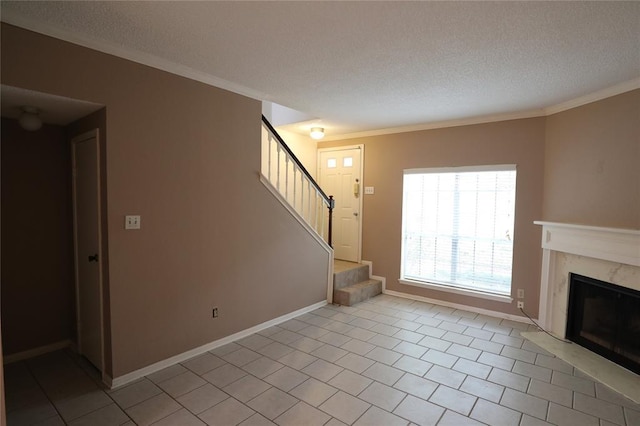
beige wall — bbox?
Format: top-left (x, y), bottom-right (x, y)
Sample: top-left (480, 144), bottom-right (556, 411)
top-left (322, 118), bottom-right (546, 317)
top-left (544, 90), bottom-right (640, 229)
top-left (261, 127), bottom-right (319, 199)
top-left (1, 24), bottom-right (330, 378)
top-left (320, 91), bottom-right (639, 318)
top-left (275, 129), bottom-right (318, 178)
top-left (1, 118), bottom-right (75, 355)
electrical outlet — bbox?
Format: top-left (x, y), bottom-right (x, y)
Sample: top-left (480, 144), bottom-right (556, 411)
top-left (212, 307), bottom-right (219, 318)
top-left (517, 301), bottom-right (524, 309)
top-left (517, 289), bottom-right (525, 299)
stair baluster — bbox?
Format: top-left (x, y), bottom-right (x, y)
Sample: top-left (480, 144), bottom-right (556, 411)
top-left (261, 115), bottom-right (334, 247)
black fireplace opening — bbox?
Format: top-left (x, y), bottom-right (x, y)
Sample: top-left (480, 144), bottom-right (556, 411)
top-left (566, 273), bottom-right (640, 375)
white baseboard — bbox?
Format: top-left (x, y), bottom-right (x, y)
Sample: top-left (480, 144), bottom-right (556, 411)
top-left (360, 260), bottom-right (373, 278)
top-left (3, 340), bottom-right (72, 364)
top-left (372, 275), bottom-right (386, 292)
top-left (358, 262), bottom-right (522, 324)
top-left (108, 300), bottom-right (327, 389)
top-left (383, 289), bottom-right (529, 324)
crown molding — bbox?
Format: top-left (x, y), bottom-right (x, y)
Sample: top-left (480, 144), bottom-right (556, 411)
top-left (0, 12), bottom-right (267, 102)
top-left (321, 109), bottom-right (547, 141)
top-left (544, 77), bottom-right (640, 116)
top-left (3, 14), bottom-right (638, 141)
top-left (324, 76), bottom-right (640, 141)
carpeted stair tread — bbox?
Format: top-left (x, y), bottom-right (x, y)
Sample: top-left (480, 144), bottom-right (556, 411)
top-left (333, 264), bottom-right (370, 290)
top-left (333, 279), bottom-right (382, 306)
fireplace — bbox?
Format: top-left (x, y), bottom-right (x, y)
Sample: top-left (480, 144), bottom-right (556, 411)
top-left (531, 222), bottom-right (640, 402)
top-left (566, 273), bottom-right (640, 374)
top-left (534, 222), bottom-right (640, 337)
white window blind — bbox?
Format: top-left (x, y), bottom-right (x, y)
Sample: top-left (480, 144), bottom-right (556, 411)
top-left (401, 165), bottom-right (516, 296)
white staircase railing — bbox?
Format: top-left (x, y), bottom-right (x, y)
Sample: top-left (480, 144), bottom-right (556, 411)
top-left (261, 116), bottom-right (334, 246)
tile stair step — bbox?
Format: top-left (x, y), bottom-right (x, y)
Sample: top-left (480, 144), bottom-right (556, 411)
top-left (333, 279), bottom-right (382, 307)
top-left (333, 265), bottom-right (370, 290)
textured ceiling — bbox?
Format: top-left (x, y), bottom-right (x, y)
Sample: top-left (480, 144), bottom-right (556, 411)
top-left (1, 85), bottom-right (103, 126)
top-left (2, 1), bottom-right (639, 139)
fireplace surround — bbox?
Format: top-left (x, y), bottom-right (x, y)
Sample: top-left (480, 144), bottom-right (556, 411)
top-left (534, 221), bottom-right (640, 338)
top-left (529, 222), bottom-right (640, 402)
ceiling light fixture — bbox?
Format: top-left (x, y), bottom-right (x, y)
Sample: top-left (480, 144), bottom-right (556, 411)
top-left (310, 127), bottom-right (324, 140)
top-left (19, 106), bottom-right (43, 131)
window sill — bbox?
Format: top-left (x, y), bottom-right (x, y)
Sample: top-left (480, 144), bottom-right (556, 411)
top-left (398, 278), bottom-right (513, 303)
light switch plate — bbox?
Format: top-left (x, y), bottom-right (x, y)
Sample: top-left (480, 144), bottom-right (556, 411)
top-left (125, 215), bottom-right (141, 230)
top-left (364, 186), bottom-right (375, 195)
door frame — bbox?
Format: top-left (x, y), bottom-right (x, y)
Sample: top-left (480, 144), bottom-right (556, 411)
top-left (317, 144), bottom-right (365, 263)
top-left (71, 128), bottom-right (105, 378)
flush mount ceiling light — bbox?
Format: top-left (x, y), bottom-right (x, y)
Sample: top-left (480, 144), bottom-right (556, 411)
top-left (19, 106), bottom-right (43, 131)
top-left (310, 127), bottom-right (324, 140)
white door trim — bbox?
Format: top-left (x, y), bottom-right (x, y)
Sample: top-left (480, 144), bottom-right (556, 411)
top-left (71, 128), bottom-right (105, 380)
top-left (317, 144), bottom-right (364, 263)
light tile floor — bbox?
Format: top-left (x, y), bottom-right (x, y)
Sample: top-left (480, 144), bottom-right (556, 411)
top-left (5, 294), bottom-right (640, 425)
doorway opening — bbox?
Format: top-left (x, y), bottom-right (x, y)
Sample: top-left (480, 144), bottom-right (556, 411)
top-left (71, 129), bottom-right (105, 374)
top-left (0, 85), bottom-right (107, 379)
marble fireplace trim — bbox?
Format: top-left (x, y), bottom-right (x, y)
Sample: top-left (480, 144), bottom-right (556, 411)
top-left (534, 221), bottom-right (640, 337)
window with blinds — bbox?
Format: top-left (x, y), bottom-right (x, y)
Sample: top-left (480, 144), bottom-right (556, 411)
top-left (401, 165), bottom-right (517, 296)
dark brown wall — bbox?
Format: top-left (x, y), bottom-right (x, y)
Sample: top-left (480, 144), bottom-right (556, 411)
top-left (322, 118), bottom-right (546, 317)
top-left (1, 118), bottom-right (75, 354)
top-left (544, 90), bottom-right (640, 229)
top-left (2, 24), bottom-right (330, 378)
top-left (1, 324), bottom-right (5, 426)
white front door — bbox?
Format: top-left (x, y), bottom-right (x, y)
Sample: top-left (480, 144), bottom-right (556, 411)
top-left (319, 147), bottom-right (363, 262)
top-left (72, 129), bottom-right (103, 372)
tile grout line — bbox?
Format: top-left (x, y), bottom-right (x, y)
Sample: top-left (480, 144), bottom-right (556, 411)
top-left (31, 350), bottom-right (132, 425)
top-left (9, 294), bottom-right (639, 426)
top-left (63, 349), bottom-right (139, 425)
top-left (22, 359), bottom-right (66, 425)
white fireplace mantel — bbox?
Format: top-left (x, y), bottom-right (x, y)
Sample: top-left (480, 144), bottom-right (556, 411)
top-left (534, 221), bottom-right (640, 335)
top-left (535, 221), bottom-right (640, 267)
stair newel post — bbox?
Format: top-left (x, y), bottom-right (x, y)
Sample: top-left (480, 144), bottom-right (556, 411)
top-left (328, 195), bottom-right (335, 248)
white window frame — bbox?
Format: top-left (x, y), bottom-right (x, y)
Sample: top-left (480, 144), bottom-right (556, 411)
top-left (399, 164), bottom-right (516, 303)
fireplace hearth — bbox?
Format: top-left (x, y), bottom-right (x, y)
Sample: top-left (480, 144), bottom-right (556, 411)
top-left (566, 273), bottom-right (640, 375)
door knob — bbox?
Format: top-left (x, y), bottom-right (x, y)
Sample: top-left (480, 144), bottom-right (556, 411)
top-left (353, 212), bottom-right (359, 217)
top-left (88, 254), bottom-right (99, 262)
